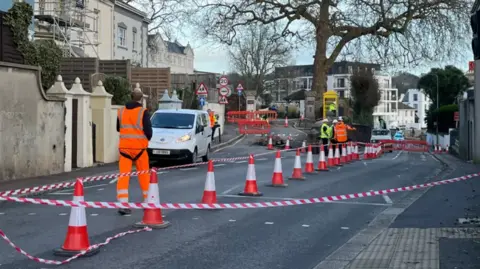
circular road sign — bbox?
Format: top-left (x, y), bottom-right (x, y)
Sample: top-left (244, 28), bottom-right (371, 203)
top-left (218, 86), bottom-right (230, 96)
top-left (219, 76), bottom-right (229, 86)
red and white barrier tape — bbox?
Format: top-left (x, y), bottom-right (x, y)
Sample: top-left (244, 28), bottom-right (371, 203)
top-left (1, 173), bottom-right (478, 209)
top-left (0, 227), bottom-right (151, 265)
top-left (0, 148), bottom-right (298, 197)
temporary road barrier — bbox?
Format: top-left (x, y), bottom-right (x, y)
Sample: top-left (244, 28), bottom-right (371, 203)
top-left (237, 120), bottom-right (271, 135)
top-left (1, 173), bottom-right (477, 210)
top-left (226, 111), bottom-right (277, 123)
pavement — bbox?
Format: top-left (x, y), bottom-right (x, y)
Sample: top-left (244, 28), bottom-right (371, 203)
top-left (0, 122), bottom-right (476, 269)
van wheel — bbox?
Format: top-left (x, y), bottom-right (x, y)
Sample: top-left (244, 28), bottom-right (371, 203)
top-left (202, 145), bottom-right (210, 162)
top-left (189, 148), bottom-right (198, 164)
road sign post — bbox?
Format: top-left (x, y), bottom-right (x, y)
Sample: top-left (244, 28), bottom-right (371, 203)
top-left (219, 75), bottom-right (229, 87)
top-left (236, 83), bottom-right (244, 111)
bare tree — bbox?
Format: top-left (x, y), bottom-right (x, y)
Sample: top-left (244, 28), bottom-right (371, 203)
top-left (190, 0), bottom-right (471, 105)
top-left (122, 0), bottom-right (190, 39)
top-left (229, 23), bottom-right (293, 96)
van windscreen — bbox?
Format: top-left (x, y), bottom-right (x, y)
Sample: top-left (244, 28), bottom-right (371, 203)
top-left (151, 113), bottom-right (195, 129)
top-left (372, 130), bottom-right (390, 136)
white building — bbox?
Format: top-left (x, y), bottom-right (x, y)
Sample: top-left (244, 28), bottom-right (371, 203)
top-left (396, 103), bottom-right (417, 128)
top-left (399, 89), bottom-right (431, 129)
top-left (147, 34), bottom-right (195, 74)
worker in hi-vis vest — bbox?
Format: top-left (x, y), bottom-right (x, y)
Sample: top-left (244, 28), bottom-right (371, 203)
top-left (116, 89), bottom-right (152, 216)
top-left (319, 118), bottom-right (333, 155)
top-left (333, 118), bottom-right (347, 155)
top-left (338, 116), bottom-right (356, 142)
top-left (329, 101), bottom-right (337, 115)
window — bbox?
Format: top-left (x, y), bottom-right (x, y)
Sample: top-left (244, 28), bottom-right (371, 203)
top-left (200, 113), bottom-right (209, 127)
top-left (151, 113), bottom-right (195, 129)
top-left (336, 78), bottom-right (345, 88)
top-left (132, 28), bottom-right (137, 51)
top-left (118, 27), bottom-right (126, 47)
top-left (413, 94), bottom-right (418, 101)
top-left (338, 90), bottom-right (345, 98)
top-left (371, 68), bottom-right (376, 75)
top-left (414, 104), bottom-right (418, 109)
top-left (348, 66), bottom-right (353, 74)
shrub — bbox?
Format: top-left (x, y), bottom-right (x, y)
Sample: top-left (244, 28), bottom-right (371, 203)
top-left (103, 76), bottom-right (131, 105)
top-left (5, 2), bottom-right (62, 90)
top-left (425, 104), bottom-right (458, 133)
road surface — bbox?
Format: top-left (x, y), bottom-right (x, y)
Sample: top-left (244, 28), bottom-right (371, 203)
top-left (0, 126), bottom-right (452, 269)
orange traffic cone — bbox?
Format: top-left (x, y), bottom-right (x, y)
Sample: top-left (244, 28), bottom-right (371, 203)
top-left (289, 149), bottom-right (306, 180)
top-left (284, 116), bottom-right (288, 127)
top-left (340, 143), bottom-right (347, 164)
top-left (346, 142), bottom-right (352, 162)
top-left (364, 144), bottom-right (370, 160)
top-left (201, 160), bottom-right (217, 203)
top-left (334, 145), bottom-right (342, 166)
top-left (316, 145), bottom-right (328, 171)
top-left (327, 144), bottom-right (335, 167)
top-left (301, 140), bottom-right (307, 153)
top-left (285, 137), bottom-right (290, 150)
top-left (353, 143), bottom-right (359, 160)
top-left (134, 170), bottom-right (171, 229)
top-left (267, 136), bottom-right (274, 150)
top-left (268, 150), bottom-right (288, 187)
top-left (239, 155), bottom-right (263, 196)
top-left (304, 145), bottom-right (316, 174)
top-left (54, 179), bottom-right (99, 257)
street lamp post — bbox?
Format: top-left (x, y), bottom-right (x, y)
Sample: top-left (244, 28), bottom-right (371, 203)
top-left (435, 74), bottom-right (439, 146)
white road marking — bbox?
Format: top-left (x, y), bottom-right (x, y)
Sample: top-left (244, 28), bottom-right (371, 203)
top-left (97, 188), bottom-right (104, 191)
top-left (51, 183), bottom-right (110, 194)
top-left (109, 178), bottom-right (118, 184)
top-left (192, 217), bottom-right (199, 220)
top-left (392, 150), bottom-right (403, 160)
top-left (221, 185), bottom-right (241, 195)
top-left (256, 158), bottom-right (268, 161)
top-left (180, 167), bottom-right (198, 171)
top-left (214, 163), bottom-right (226, 167)
top-left (363, 162), bottom-right (367, 166)
top-left (382, 195), bottom-right (393, 204)
top-left (229, 219), bottom-right (236, 222)
top-left (337, 167), bottom-right (341, 170)
top-left (218, 195), bottom-right (295, 200)
top-left (50, 192), bottom-right (74, 195)
top-left (457, 217), bottom-right (480, 224)
top-left (59, 213), bottom-right (68, 216)
top-left (211, 135), bottom-right (246, 153)
top-left (0, 212), bottom-right (5, 215)
top-left (325, 201), bottom-right (391, 206)
top-left (28, 213), bottom-right (36, 216)
top-left (90, 214), bottom-right (99, 216)
top-left (265, 222), bottom-right (274, 225)
top-left (341, 227), bottom-right (349, 230)
top-left (302, 224), bottom-right (310, 227)
top-left (235, 160), bottom-right (247, 164)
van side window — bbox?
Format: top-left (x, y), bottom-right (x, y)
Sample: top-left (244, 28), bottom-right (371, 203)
top-left (200, 113), bottom-right (209, 127)
top-left (196, 115), bottom-right (203, 129)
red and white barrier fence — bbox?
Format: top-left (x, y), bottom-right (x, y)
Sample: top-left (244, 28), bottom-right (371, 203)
top-left (1, 173), bottom-right (477, 210)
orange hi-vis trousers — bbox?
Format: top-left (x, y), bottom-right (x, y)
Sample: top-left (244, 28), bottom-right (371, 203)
top-left (117, 148), bottom-right (150, 202)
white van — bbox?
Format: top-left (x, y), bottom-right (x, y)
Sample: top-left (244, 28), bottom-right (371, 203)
top-left (147, 109), bottom-right (213, 164)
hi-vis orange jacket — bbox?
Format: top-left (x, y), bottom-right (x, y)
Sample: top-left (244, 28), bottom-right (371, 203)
top-left (209, 111), bottom-right (215, 127)
top-left (334, 122), bottom-right (348, 143)
top-left (117, 102), bottom-right (152, 149)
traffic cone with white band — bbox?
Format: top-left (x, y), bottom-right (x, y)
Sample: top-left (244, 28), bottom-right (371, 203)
top-left (54, 179), bottom-right (99, 257)
top-left (334, 145), bottom-right (342, 166)
top-left (239, 155), bottom-right (263, 196)
top-left (134, 170), bottom-right (171, 229)
top-left (353, 143), bottom-right (359, 160)
top-left (201, 160), bottom-right (217, 203)
top-left (301, 140), bottom-right (307, 153)
top-left (268, 150), bottom-right (288, 187)
top-left (285, 137), bottom-right (290, 150)
top-left (304, 145), bottom-right (316, 173)
top-left (267, 136), bottom-right (274, 150)
top-left (346, 143), bottom-right (352, 162)
top-left (316, 145), bottom-right (328, 171)
top-left (289, 149), bottom-right (306, 180)
top-left (327, 144), bottom-right (335, 167)
top-left (364, 144), bottom-right (370, 160)
top-left (340, 143), bottom-right (347, 164)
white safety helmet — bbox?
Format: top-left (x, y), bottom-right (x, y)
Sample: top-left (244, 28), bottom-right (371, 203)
top-left (322, 118), bottom-right (329, 123)
top-left (332, 119), bottom-right (338, 124)
top-left (338, 116), bottom-right (343, 121)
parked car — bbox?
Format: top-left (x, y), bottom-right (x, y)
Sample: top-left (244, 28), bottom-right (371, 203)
top-left (147, 109), bottom-right (212, 164)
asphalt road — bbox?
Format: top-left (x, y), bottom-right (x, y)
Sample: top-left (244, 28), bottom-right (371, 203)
top-left (0, 126), bottom-right (444, 269)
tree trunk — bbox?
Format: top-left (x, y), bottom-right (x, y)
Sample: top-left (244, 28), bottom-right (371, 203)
top-left (312, 29), bottom-right (329, 118)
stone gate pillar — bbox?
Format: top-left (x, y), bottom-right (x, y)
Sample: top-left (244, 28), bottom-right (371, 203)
top-left (305, 91), bottom-right (317, 120)
top-left (245, 90), bottom-right (256, 112)
top-left (46, 75), bottom-right (73, 172)
top-left (91, 80), bottom-right (114, 163)
top-left (70, 77), bottom-right (93, 168)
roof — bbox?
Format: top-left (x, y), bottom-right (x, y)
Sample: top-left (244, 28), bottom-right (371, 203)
top-left (114, 0), bottom-right (151, 23)
top-left (153, 109), bottom-right (207, 115)
top-left (398, 102), bottom-right (415, 110)
top-left (147, 34), bottom-right (189, 55)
